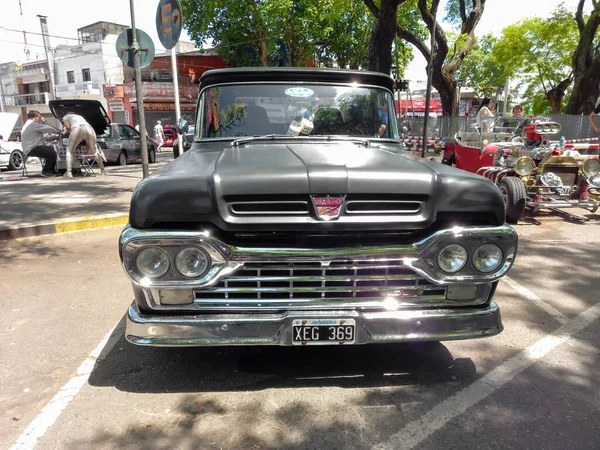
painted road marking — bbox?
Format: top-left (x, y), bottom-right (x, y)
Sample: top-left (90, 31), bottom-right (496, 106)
top-left (372, 301), bottom-right (600, 450)
top-left (502, 276), bottom-right (569, 325)
top-left (10, 324), bottom-right (119, 450)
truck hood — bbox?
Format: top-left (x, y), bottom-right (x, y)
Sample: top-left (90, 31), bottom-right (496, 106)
top-left (129, 141), bottom-right (505, 230)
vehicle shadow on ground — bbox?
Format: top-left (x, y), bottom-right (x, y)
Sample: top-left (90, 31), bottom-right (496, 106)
top-left (89, 320), bottom-right (476, 394)
top-left (521, 207), bottom-right (600, 225)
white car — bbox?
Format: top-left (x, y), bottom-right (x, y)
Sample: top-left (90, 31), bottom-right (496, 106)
top-left (0, 112), bottom-right (25, 171)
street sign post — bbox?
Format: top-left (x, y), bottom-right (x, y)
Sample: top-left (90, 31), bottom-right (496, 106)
top-left (116, 23), bottom-right (156, 179)
top-left (156, 0), bottom-right (184, 158)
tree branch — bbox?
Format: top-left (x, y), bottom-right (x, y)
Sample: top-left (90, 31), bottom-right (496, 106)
top-left (397, 25), bottom-right (430, 60)
top-left (362, 0), bottom-right (379, 18)
top-left (459, 0), bottom-right (467, 24)
top-left (576, 0), bottom-right (586, 33)
top-left (417, 0), bottom-right (449, 61)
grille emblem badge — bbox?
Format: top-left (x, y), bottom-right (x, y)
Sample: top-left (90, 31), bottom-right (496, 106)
top-left (311, 195), bottom-right (345, 221)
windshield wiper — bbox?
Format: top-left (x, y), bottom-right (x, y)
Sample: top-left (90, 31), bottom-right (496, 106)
top-left (316, 135), bottom-right (371, 147)
top-left (232, 134), bottom-right (280, 146)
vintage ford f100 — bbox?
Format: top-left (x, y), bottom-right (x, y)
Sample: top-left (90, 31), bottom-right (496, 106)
top-left (120, 68), bottom-right (518, 347)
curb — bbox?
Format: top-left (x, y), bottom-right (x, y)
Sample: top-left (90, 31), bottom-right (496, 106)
top-left (0, 213), bottom-right (129, 241)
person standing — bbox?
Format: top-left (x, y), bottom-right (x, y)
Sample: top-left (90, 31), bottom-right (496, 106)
top-left (589, 101), bottom-right (600, 142)
top-left (154, 120), bottom-right (165, 153)
top-left (21, 110), bottom-right (60, 177)
top-left (476, 97), bottom-right (495, 133)
top-left (62, 112), bottom-right (106, 178)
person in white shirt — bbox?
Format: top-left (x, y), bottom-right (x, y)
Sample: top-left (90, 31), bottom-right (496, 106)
top-left (476, 97), bottom-right (495, 133)
top-left (62, 113), bottom-right (106, 178)
top-left (154, 120), bottom-right (165, 153)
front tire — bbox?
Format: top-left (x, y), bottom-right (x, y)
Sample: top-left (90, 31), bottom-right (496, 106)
top-left (117, 151), bottom-right (127, 166)
top-left (148, 148), bottom-right (156, 164)
top-left (8, 149), bottom-right (24, 171)
top-left (499, 176), bottom-right (526, 224)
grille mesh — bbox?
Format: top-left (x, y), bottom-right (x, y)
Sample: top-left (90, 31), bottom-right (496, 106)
top-left (195, 259), bottom-right (445, 302)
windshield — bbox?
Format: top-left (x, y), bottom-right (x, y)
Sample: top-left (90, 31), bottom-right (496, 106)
top-left (198, 83), bottom-right (398, 140)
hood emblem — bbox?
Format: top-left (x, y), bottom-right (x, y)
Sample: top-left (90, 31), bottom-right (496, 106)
top-left (311, 195), bottom-right (345, 221)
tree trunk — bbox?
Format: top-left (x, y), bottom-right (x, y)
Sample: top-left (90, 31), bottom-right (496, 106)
top-left (258, 36), bottom-right (268, 67)
top-left (566, 71), bottom-right (600, 114)
top-left (367, 0), bottom-right (399, 73)
top-left (432, 70), bottom-right (458, 116)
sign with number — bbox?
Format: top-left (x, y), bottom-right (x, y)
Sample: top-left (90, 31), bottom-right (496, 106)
top-left (156, 0), bottom-right (183, 50)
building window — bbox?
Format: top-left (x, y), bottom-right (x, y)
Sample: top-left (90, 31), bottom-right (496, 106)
top-left (82, 68), bottom-right (91, 82)
top-left (67, 71), bottom-right (75, 83)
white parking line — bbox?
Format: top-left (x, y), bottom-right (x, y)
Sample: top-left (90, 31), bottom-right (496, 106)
top-left (502, 276), bottom-right (569, 324)
top-left (10, 324), bottom-right (118, 450)
top-left (372, 301), bottom-right (600, 450)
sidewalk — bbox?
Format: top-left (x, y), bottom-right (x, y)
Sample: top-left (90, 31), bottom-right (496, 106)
top-left (0, 151), bottom-right (172, 240)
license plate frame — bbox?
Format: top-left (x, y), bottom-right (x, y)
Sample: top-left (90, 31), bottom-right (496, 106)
top-left (291, 318), bottom-right (356, 345)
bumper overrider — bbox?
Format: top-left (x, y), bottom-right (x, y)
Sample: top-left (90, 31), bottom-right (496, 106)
top-left (120, 225), bottom-right (518, 347)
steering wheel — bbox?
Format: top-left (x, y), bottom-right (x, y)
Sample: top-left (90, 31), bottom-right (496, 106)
top-left (350, 127), bottom-right (366, 136)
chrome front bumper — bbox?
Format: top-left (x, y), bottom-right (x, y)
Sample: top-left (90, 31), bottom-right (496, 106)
top-left (126, 301), bottom-right (503, 347)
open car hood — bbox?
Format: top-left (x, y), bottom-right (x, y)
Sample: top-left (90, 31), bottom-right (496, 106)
top-left (0, 112), bottom-right (19, 142)
top-left (48, 99), bottom-right (110, 135)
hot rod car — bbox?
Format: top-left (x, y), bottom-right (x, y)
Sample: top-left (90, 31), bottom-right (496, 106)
top-left (119, 68), bottom-right (518, 347)
top-left (449, 120), bottom-right (600, 223)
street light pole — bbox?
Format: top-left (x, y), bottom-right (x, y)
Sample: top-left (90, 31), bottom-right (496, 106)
top-left (129, 0), bottom-right (149, 179)
top-left (422, 4), bottom-right (439, 158)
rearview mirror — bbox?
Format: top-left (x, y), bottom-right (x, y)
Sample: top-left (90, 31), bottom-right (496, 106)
top-left (176, 118), bottom-right (189, 135)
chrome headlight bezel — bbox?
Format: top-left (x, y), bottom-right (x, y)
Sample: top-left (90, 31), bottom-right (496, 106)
top-left (174, 247), bottom-right (211, 278)
top-left (135, 246), bottom-right (171, 279)
top-left (436, 244), bottom-right (468, 274)
top-left (514, 156), bottom-right (535, 176)
top-left (472, 243), bottom-right (504, 273)
top-left (418, 226), bottom-right (518, 283)
top-left (581, 158), bottom-right (600, 178)
top-left (121, 233), bottom-right (231, 287)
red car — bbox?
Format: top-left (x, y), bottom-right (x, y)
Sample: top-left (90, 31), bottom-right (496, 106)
top-left (154, 125), bottom-right (176, 147)
top-left (447, 120), bottom-right (600, 223)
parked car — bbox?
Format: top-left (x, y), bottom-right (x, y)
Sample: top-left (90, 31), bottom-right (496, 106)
top-left (0, 112), bottom-right (25, 171)
top-left (161, 125), bottom-right (176, 147)
top-left (172, 125), bottom-right (195, 155)
top-left (48, 100), bottom-right (156, 166)
top-left (449, 119), bottom-right (599, 223)
top-left (120, 67), bottom-right (518, 348)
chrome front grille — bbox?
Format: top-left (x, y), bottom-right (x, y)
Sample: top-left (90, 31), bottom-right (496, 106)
top-left (544, 165), bottom-right (578, 187)
top-left (194, 259), bottom-right (449, 311)
top-left (225, 195), bottom-right (425, 218)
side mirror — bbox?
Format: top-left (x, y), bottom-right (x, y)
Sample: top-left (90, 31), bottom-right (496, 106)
top-left (176, 118), bottom-right (189, 135)
top-left (400, 121), bottom-right (411, 133)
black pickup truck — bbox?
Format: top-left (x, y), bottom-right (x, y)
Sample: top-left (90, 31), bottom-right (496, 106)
top-left (119, 68), bottom-right (517, 347)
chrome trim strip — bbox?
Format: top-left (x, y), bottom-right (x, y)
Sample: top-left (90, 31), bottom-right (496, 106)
top-left (344, 200), bottom-right (422, 215)
top-left (125, 301), bottom-right (503, 346)
top-left (526, 200), bottom-right (599, 208)
top-left (229, 200), bottom-right (309, 216)
top-left (120, 225), bottom-right (518, 288)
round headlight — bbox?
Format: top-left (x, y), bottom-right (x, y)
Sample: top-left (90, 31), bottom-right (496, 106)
top-left (582, 158), bottom-right (600, 178)
top-left (472, 243), bottom-right (503, 273)
top-left (136, 247), bottom-right (170, 279)
top-left (437, 244), bottom-right (468, 274)
top-left (514, 156), bottom-right (534, 176)
top-left (175, 247), bottom-right (210, 278)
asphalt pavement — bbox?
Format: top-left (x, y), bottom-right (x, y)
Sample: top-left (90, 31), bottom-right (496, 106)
top-left (1, 208), bottom-right (599, 450)
top-left (0, 150), bottom-right (173, 239)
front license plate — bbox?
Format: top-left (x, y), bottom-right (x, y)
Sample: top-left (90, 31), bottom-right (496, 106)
top-left (291, 318), bottom-right (356, 345)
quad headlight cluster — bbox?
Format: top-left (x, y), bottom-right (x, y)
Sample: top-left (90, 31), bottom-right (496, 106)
top-left (135, 246), bottom-right (211, 279)
top-left (436, 242), bottom-right (504, 274)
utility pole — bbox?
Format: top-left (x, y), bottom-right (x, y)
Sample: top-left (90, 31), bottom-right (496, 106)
top-left (129, 0), bottom-right (150, 179)
top-left (422, 3), bottom-right (439, 158)
top-left (37, 16), bottom-right (56, 100)
top-left (171, 47), bottom-right (183, 158)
